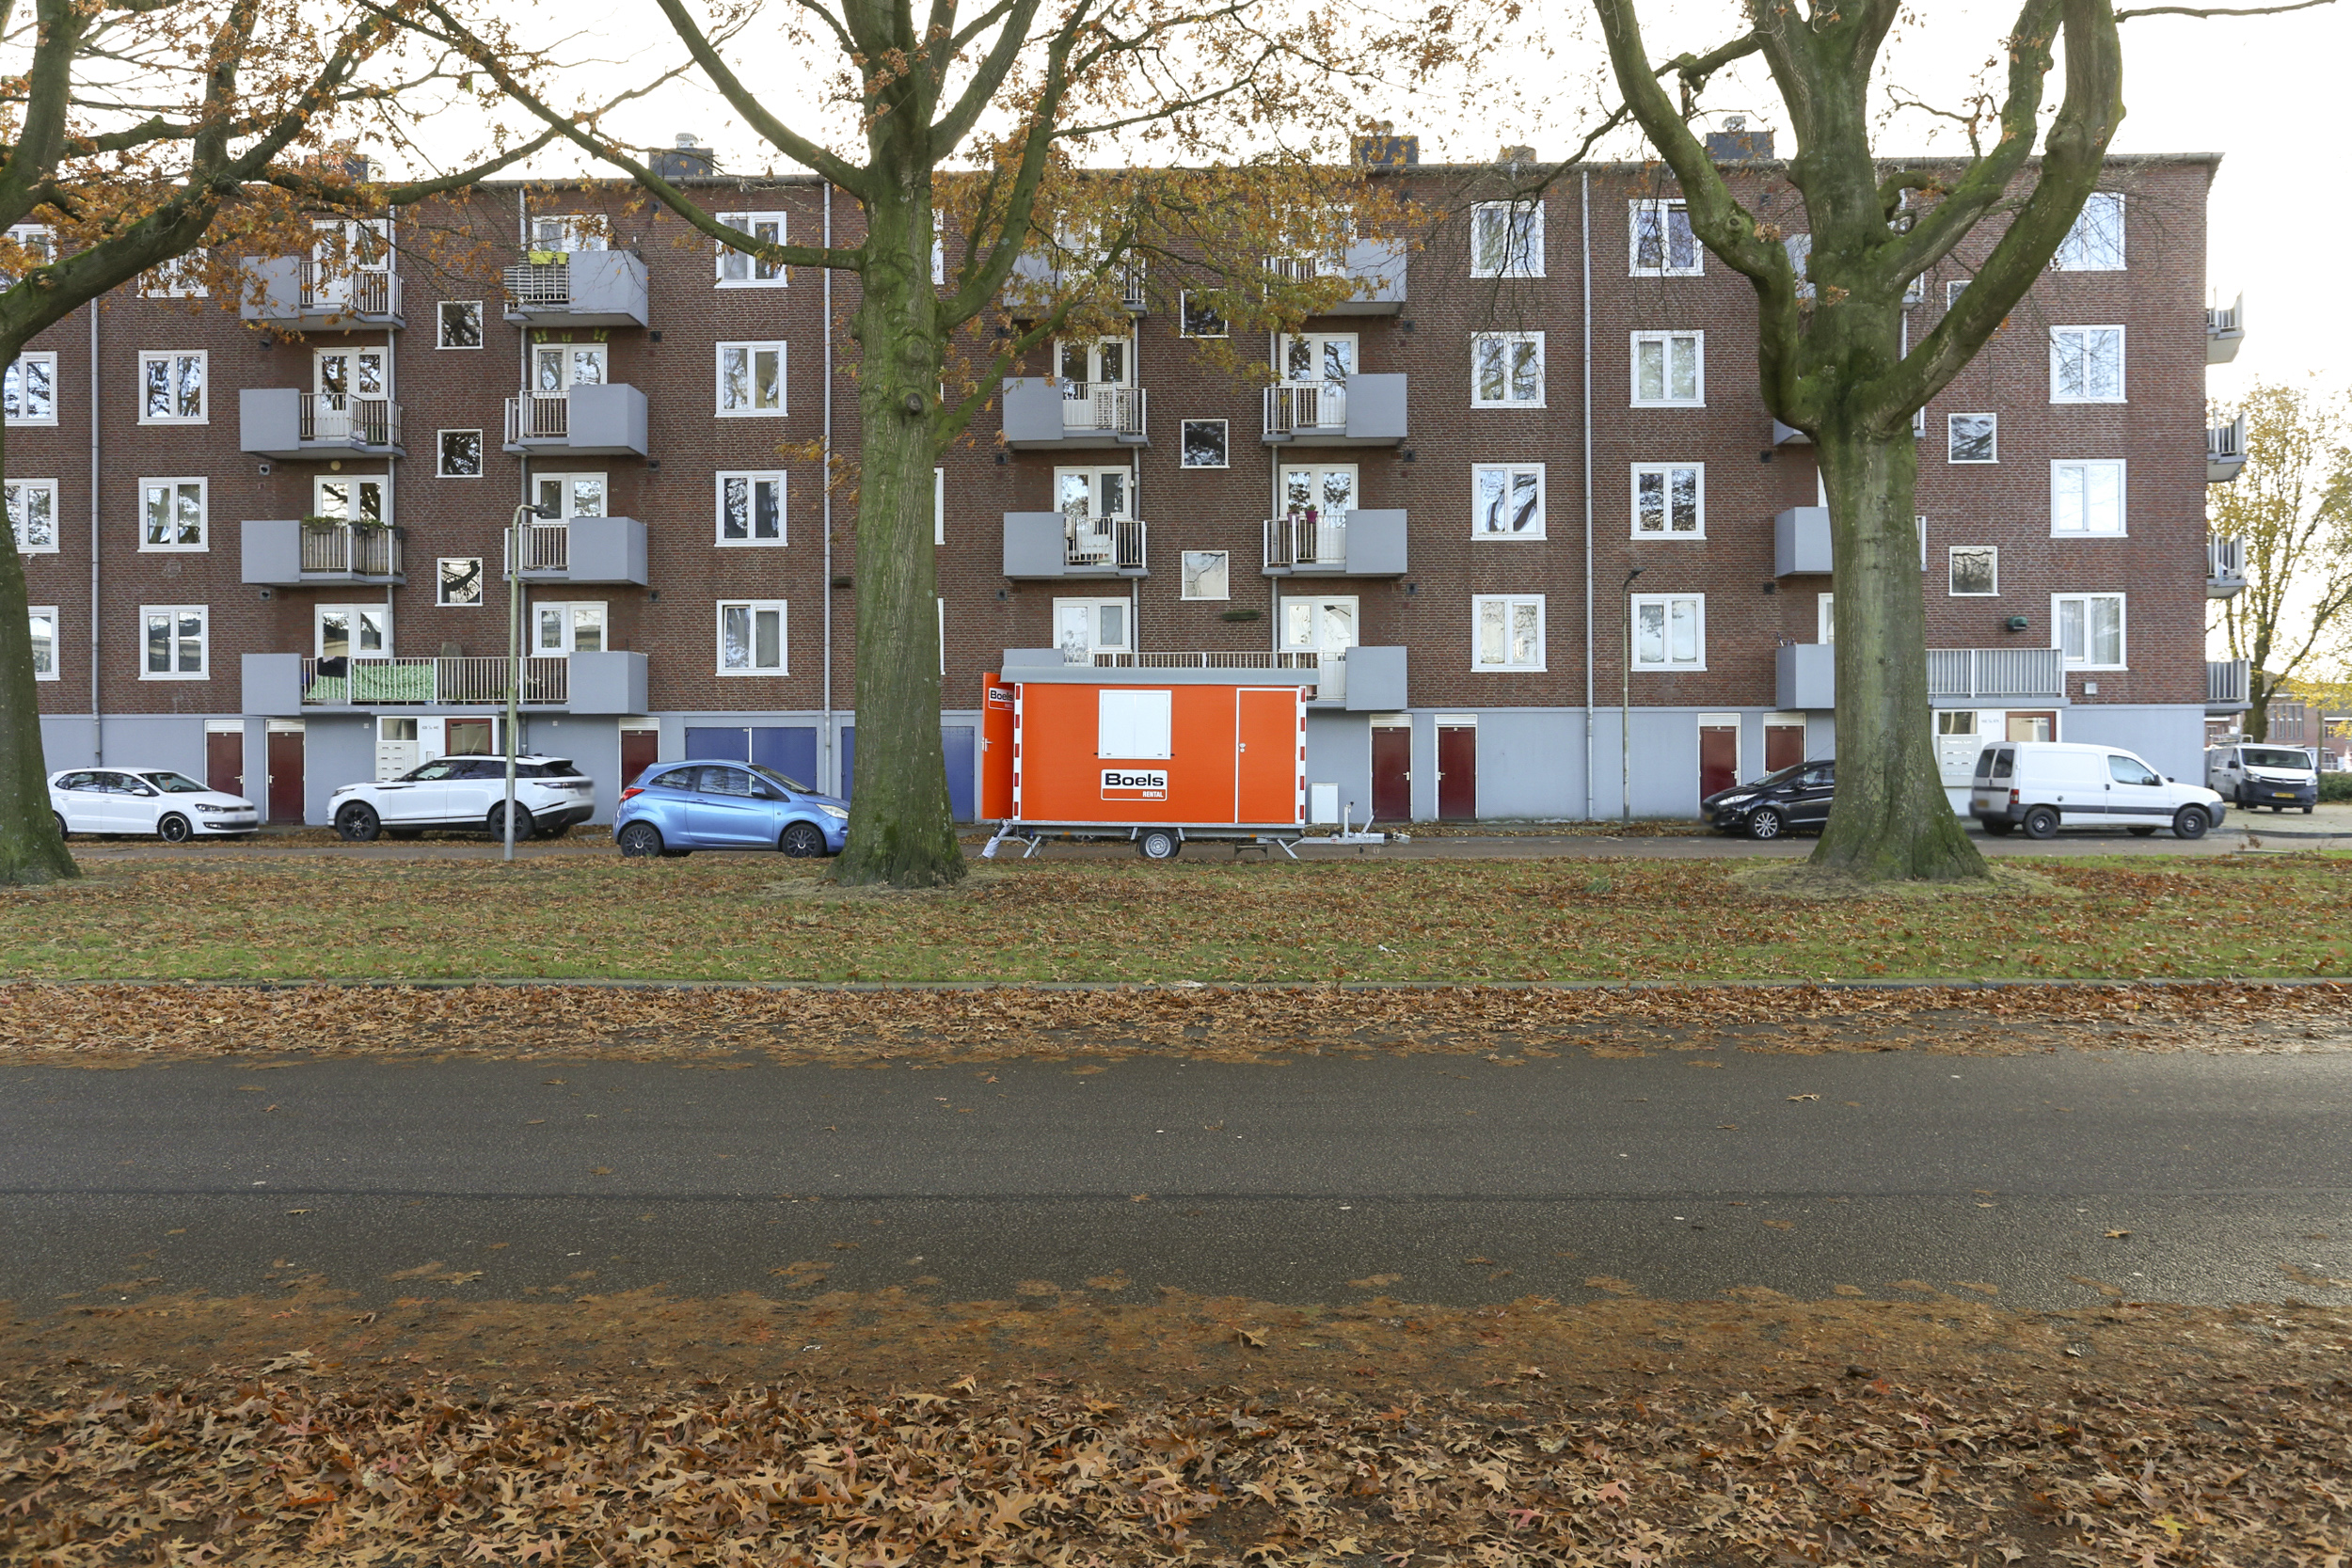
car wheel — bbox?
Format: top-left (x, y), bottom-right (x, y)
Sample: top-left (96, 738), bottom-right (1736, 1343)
top-left (2172, 804), bottom-right (2212, 841)
top-left (335, 802), bottom-right (382, 843)
top-left (779, 821), bottom-right (828, 858)
top-left (2022, 805), bottom-right (2060, 840)
top-left (155, 814), bottom-right (193, 845)
top-left (1137, 827), bottom-right (1182, 861)
top-left (1980, 818), bottom-right (2015, 836)
top-left (617, 821), bottom-right (665, 858)
top-left (2127, 826), bottom-right (2158, 837)
top-left (486, 802), bottom-right (536, 843)
top-left (2304, 805), bottom-right (2314, 815)
top-left (1745, 806), bottom-right (1786, 841)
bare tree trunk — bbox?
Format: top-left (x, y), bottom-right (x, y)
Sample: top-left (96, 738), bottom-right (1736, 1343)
top-left (1810, 424), bottom-right (1989, 881)
top-left (0, 413), bottom-right (78, 885)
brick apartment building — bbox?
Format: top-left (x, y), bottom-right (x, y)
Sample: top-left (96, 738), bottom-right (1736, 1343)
top-left (13, 135), bottom-right (2252, 827)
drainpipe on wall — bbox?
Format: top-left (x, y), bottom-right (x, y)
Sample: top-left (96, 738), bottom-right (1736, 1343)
top-left (87, 298), bottom-right (100, 764)
top-left (515, 187), bottom-right (532, 759)
top-left (1581, 170), bottom-right (1595, 819)
top-left (821, 181), bottom-right (834, 794)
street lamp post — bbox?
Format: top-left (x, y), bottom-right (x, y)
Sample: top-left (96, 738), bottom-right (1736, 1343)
top-left (503, 500), bottom-right (558, 863)
top-left (1621, 565), bottom-right (1645, 828)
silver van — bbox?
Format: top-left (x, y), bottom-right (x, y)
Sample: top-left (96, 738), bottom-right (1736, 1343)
top-left (1971, 741), bottom-right (2226, 840)
top-left (2205, 743), bottom-right (2318, 814)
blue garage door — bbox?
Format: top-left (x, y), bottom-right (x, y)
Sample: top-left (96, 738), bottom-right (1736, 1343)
top-left (838, 725), bottom-right (977, 821)
top-left (685, 726), bottom-right (818, 789)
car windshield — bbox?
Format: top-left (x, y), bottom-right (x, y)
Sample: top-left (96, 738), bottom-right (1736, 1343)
top-left (749, 764), bottom-right (813, 795)
top-left (2244, 748), bottom-right (2312, 770)
top-left (138, 771), bottom-right (208, 794)
top-left (1738, 763), bottom-right (1808, 791)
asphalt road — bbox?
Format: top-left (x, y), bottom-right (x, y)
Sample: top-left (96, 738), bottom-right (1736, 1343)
top-left (8, 1050), bottom-right (2349, 1312)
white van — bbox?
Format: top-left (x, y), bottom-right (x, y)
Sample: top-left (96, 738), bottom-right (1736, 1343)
top-left (1970, 741), bottom-right (2226, 840)
top-left (2205, 742), bottom-right (2318, 814)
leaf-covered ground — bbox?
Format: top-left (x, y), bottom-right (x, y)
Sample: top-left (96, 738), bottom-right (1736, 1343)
top-left (4, 853), bottom-right (2350, 984)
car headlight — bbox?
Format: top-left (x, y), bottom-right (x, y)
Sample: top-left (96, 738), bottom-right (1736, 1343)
top-left (194, 803), bottom-right (244, 814)
top-left (817, 804), bottom-right (849, 819)
top-left (1716, 794), bottom-right (1754, 807)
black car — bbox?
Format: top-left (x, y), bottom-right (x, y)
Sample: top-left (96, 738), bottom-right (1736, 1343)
top-left (1702, 759), bottom-right (1836, 839)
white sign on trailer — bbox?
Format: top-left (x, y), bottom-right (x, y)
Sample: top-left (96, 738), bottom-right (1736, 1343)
top-left (1102, 768), bottom-right (1168, 799)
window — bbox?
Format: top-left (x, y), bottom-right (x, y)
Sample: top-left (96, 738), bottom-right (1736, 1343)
top-left (138, 351), bottom-right (206, 423)
top-left (1630, 331), bottom-right (1703, 406)
top-left (717, 213), bottom-right (787, 285)
top-left (8, 479), bottom-right (57, 552)
top-left (1181, 420), bottom-right (1229, 468)
top-left (140, 605), bottom-right (208, 678)
top-left (1629, 199), bottom-right (1700, 276)
top-left (1631, 462), bottom-right (1704, 537)
top-left (437, 430), bottom-right (484, 478)
top-left (1631, 593), bottom-right (1705, 670)
top-left (1817, 592), bottom-right (1836, 643)
top-left (934, 467), bottom-right (945, 546)
top-left (313, 475), bottom-right (387, 525)
top-left (140, 478), bottom-right (206, 551)
top-left (2054, 193), bottom-right (2124, 271)
top-left (2054, 593), bottom-right (2125, 669)
top-left (1947, 278), bottom-right (1969, 309)
top-left (1054, 597), bottom-right (1131, 657)
top-left (1472, 594), bottom-right (1545, 672)
top-left (316, 604), bottom-right (389, 659)
top-left (1471, 463), bottom-right (1544, 539)
top-left (2050, 326), bottom-right (2124, 403)
top-left (1784, 233), bottom-right (1814, 300)
top-left (718, 600), bottom-right (787, 673)
top-left (717, 470), bottom-right (787, 545)
top-left (528, 214), bottom-right (602, 254)
top-left (1470, 200), bottom-right (1544, 277)
top-left (438, 558), bottom-right (484, 607)
top-left (5, 224), bottom-right (55, 275)
top-left (141, 251), bottom-right (208, 299)
top-left (1181, 550), bottom-right (1229, 600)
top-left (1179, 293), bottom-right (1228, 337)
top-left (28, 607), bottom-right (56, 679)
top-left (1948, 546), bottom-right (1999, 596)
top-left (534, 601), bottom-right (607, 655)
top-left (533, 472), bottom-right (607, 519)
top-left (1098, 689), bottom-right (1173, 759)
top-left (437, 300), bottom-right (484, 349)
top-left (717, 341), bottom-right (786, 415)
top-left (1947, 413), bottom-right (1997, 464)
top-left (532, 341), bottom-right (605, 390)
top-left (1471, 332), bottom-right (1544, 406)
top-left (4, 352), bottom-right (56, 424)
top-left (2052, 459), bottom-right (2126, 536)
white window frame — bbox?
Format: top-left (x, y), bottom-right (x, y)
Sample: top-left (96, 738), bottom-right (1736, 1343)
top-left (2051, 459), bottom-right (2128, 537)
top-left (527, 214), bottom-right (601, 255)
top-left (136, 349), bottom-right (207, 425)
top-left (1471, 463), bottom-right (1546, 540)
top-left (1629, 330), bottom-right (1704, 407)
top-left (1947, 412), bottom-right (1997, 465)
top-left (1180, 549), bottom-right (1231, 601)
top-left (1055, 596), bottom-right (1134, 657)
top-left (2053, 193), bottom-right (2124, 272)
top-left (138, 477), bottom-right (207, 552)
top-left (716, 341), bottom-right (787, 416)
top-left (8, 478), bottom-right (59, 553)
top-left (1630, 592), bottom-right (1707, 672)
top-left (934, 467), bottom-right (945, 546)
top-left (716, 213), bottom-right (788, 286)
top-left (1817, 592), bottom-right (1836, 644)
top-left (5, 223), bottom-right (55, 273)
top-left (2049, 326), bottom-right (2126, 404)
top-left (437, 300), bottom-right (485, 349)
top-left (437, 429), bottom-right (485, 478)
top-left (717, 599), bottom-right (788, 674)
top-left (716, 470), bottom-right (787, 546)
top-left (1948, 546), bottom-right (1999, 597)
top-left (1470, 332), bottom-right (1545, 408)
top-left (1178, 293), bottom-right (1229, 338)
top-left (1180, 419), bottom-right (1230, 469)
top-left (533, 600), bottom-right (609, 656)
top-left (531, 472), bottom-right (609, 521)
top-left (2053, 593), bottom-right (2126, 671)
top-left (3, 351), bottom-right (56, 425)
top-left (437, 558), bottom-right (485, 608)
top-left (28, 606), bottom-right (58, 680)
top-left (1629, 198), bottom-right (1702, 277)
top-left (1097, 688), bottom-right (1174, 760)
top-left (1629, 462), bottom-right (1706, 539)
top-left (312, 474), bottom-right (389, 526)
top-left (1470, 200), bottom-right (1545, 278)
top-left (140, 250), bottom-right (208, 299)
top-left (1471, 594), bottom-right (1546, 672)
top-left (139, 604), bottom-right (209, 679)
top-left (314, 602), bottom-right (392, 660)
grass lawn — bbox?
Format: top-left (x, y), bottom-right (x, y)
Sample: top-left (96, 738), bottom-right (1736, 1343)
top-left (5, 851), bottom-right (2349, 983)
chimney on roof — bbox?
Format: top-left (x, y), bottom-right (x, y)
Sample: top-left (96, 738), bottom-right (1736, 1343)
top-left (1704, 115), bottom-right (1774, 163)
top-left (650, 133), bottom-right (718, 181)
top-left (1353, 129), bottom-right (1419, 167)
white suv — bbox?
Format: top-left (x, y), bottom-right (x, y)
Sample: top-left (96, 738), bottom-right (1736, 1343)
top-left (329, 755), bottom-right (596, 842)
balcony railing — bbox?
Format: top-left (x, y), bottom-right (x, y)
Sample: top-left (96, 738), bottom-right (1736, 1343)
top-left (2208, 657), bottom-right (2251, 707)
top-left (507, 390), bottom-right (571, 442)
top-left (1060, 382), bottom-right (1147, 437)
top-left (2208, 534), bottom-right (2247, 597)
top-left (514, 521), bottom-right (570, 573)
top-left (300, 522), bottom-right (399, 577)
top-left (2206, 293), bottom-right (2244, 364)
top-left (1264, 513), bottom-right (1348, 570)
top-left (502, 261), bottom-right (572, 310)
top-left (1924, 647), bottom-right (2067, 701)
top-left (1264, 382), bottom-right (1347, 436)
top-left (295, 261), bottom-right (400, 318)
top-left (1085, 650), bottom-right (1321, 670)
top-left (297, 394), bottom-right (400, 449)
top-left (2208, 413), bottom-right (2249, 482)
top-left (1063, 516), bottom-right (1148, 572)
top-left (300, 655), bottom-right (570, 707)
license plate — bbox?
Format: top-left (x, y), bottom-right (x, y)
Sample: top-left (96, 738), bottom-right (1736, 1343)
top-left (2274, 790), bottom-right (2296, 799)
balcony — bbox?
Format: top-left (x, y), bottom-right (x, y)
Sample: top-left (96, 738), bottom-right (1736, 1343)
top-left (1775, 644), bottom-right (2068, 710)
top-left (502, 384), bottom-right (649, 457)
top-left (504, 517), bottom-right (649, 586)
top-left (1001, 377), bottom-right (1148, 450)
top-left (2207, 657), bottom-right (2251, 714)
top-left (1002, 513), bottom-right (1148, 578)
top-left (2206, 293), bottom-right (2244, 365)
top-left (1004, 253), bottom-right (1147, 318)
top-left (1263, 373), bottom-right (1406, 447)
top-left (1772, 506), bottom-right (1833, 576)
top-left (1308, 646), bottom-right (1408, 710)
top-left (2207, 535), bottom-right (2247, 598)
top-left (237, 258), bottom-right (405, 330)
top-left (501, 251), bottom-right (651, 327)
top-left (240, 388), bottom-right (404, 459)
top-left (1261, 510), bottom-right (1408, 576)
top-left (1265, 238), bottom-right (1407, 315)
top-left (2208, 413), bottom-right (2248, 483)
top-left (241, 520), bottom-right (404, 587)
top-left (241, 650), bottom-right (648, 718)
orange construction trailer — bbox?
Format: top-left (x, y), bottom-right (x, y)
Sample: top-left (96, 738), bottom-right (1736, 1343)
top-left (979, 660), bottom-right (1314, 859)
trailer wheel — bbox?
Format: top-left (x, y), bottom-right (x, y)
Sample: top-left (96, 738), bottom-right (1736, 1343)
top-left (1137, 828), bottom-right (1182, 862)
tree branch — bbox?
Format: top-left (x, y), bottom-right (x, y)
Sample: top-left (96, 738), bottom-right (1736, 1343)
top-left (2117, 0), bottom-right (2331, 17)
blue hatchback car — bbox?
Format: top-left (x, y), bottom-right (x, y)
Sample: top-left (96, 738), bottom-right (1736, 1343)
top-left (612, 760), bottom-right (849, 858)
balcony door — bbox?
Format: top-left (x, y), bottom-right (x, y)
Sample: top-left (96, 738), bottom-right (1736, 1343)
top-left (315, 605), bottom-right (389, 664)
top-left (313, 474), bottom-right (388, 525)
top-left (1056, 466), bottom-right (1131, 566)
top-left (1053, 597), bottom-right (1131, 660)
top-left (533, 472), bottom-right (608, 518)
top-left (533, 601), bottom-right (607, 655)
top-left (314, 347), bottom-right (387, 406)
top-left (1279, 594), bottom-right (1358, 699)
top-left (1278, 463), bottom-right (1357, 566)
top-left (310, 219), bottom-right (390, 304)
top-left (533, 342), bottom-right (608, 392)
top-left (1056, 337), bottom-right (1131, 389)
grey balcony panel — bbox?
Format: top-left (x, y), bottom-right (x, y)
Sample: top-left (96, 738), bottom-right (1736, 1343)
top-left (1344, 645), bottom-right (1407, 710)
top-left (1772, 419), bottom-right (1811, 446)
top-left (1003, 512), bottom-right (1074, 577)
top-left (1000, 648), bottom-right (1067, 671)
top-left (558, 517), bottom-right (648, 584)
top-left (1776, 642), bottom-right (1837, 711)
top-left (242, 519), bottom-right (404, 585)
top-left (502, 250), bottom-right (650, 327)
top-left (1344, 372), bottom-right (1407, 443)
top-left (1002, 377), bottom-right (1067, 447)
top-left (240, 519), bottom-right (303, 585)
top-left (1326, 239), bottom-right (1408, 314)
top-left (1344, 509), bottom-right (1408, 576)
top-left (239, 388), bottom-right (305, 459)
top-left (241, 388), bottom-right (403, 459)
top-left (242, 653), bottom-right (306, 719)
top-left (503, 383), bottom-right (649, 456)
top-left (237, 256), bottom-right (405, 329)
top-left (1773, 506), bottom-right (1833, 576)
top-left (236, 257), bottom-right (304, 324)
top-left (568, 651), bottom-right (649, 715)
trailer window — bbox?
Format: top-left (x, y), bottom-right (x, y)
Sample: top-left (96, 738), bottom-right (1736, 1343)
top-left (1098, 689), bottom-right (1173, 760)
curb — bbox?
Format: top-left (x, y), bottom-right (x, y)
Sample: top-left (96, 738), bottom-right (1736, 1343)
top-left (6, 976), bottom-right (2348, 995)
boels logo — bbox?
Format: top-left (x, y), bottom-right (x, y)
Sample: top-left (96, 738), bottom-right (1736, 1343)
top-left (1102, 768), bottom-right (1168, 800)
top-left (985, 685), bottom-right (1014, 710)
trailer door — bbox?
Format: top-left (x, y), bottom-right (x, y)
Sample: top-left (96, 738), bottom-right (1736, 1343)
top-left (1236, 687), bottom-right (1302, 825)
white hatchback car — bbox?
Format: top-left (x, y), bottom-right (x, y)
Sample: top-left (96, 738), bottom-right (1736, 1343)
top-left (49, 768), bottom-right (260, 842)
top-left (328, 754), bottom-right (596, 842)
